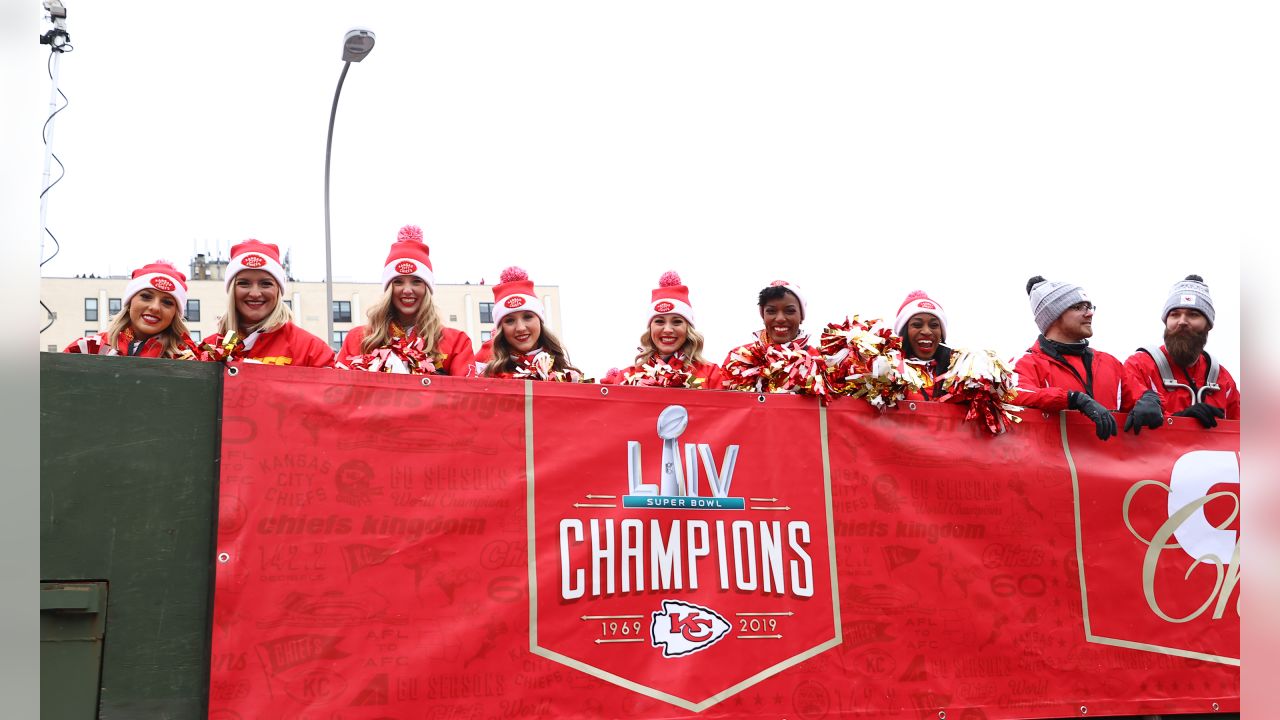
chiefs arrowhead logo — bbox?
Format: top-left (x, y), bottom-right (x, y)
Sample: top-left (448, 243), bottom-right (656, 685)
top-left (150, 276), bottom-right (176, 292)
top-left (654, 301), bottom-right (675, 313)
top-left (1181, 294), bottom-right (1197, 305)
top-left (242, 254), bottom-right (268, 269)
top-left (650, 600), bottom-right (730, 658)
top-left (769, 280), bottom-right (788, 287)
top-left (504, 296), bottom-right (526, 309)
top-left (395, 260), bottom-right (418, 275)
top-left (917, 301), bottom-right (936, 310)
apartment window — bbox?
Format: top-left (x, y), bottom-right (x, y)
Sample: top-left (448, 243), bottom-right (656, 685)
top-left (479, 302), bottom-right (494, 324)
top-left (108, 298), bottom-right (122, 316)
top-left (186, 299), bottom-right (201, 322)
top-left (283, 299), bottom-right (293, 310)
top-left (481, 330), bottom-right (492, 342)
top-left (84, 298), bottom-right (98, 322)
top-left (84, 331), bottom-right (97, 338)
top-left (47, 345), bottom-right (57, 352)
top-left (332, 301), bottom-right (352, 323)
top-left (331, 330), bottom-right (347, 350)
top-left (449, 314), bottom-right (458, 322)
top-left (190, 330), bottom-right (202, 342)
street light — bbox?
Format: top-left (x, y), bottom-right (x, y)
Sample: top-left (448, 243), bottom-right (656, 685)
top-left (324, 28), bottom-right (375, 349)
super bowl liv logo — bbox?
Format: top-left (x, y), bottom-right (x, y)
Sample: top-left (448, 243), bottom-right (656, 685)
top-left (624, 405), bottom-right (743, 510)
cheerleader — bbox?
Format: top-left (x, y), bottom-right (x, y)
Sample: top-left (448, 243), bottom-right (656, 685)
top-left (338, 225), bottom-right (475, 375)
top-left (613, 271), bottom-right (723, 389)
top-left (893, 290), bottom-right (953, 400)
top-left (63, 260), bottom-right (198, 359)
top-left (721, 280), bottom-right (827, 396)
top-left (201, 240), bottom-right (335, 367)
top-left (479, 267), bottom-right (584, 381)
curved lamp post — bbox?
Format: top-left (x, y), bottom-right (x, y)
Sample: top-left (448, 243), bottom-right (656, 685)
top-left (324, 28), bottom-right (375, 348)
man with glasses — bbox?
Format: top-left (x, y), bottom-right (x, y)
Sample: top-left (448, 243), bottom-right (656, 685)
top-left (1013, 275), bottom-right (1162, 440)
top-left (1123, 274), bottom-right (1239, 428)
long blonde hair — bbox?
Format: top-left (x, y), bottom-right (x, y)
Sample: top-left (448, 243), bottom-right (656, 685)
top-left (360, 283), bottom-right (444, 354)
top-left (483, 321), bottom-right (581, 378)
top-left (634, 322), bottom-right (708, 366)
top-left (106, 295), bottom-right (192, 357)
top-left (215, 275), bottom-right (293, 337)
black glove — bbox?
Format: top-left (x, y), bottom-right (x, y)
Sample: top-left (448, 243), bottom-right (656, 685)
top-left (1124, 390), bottom-right (1164, 435)
top-left (1069, 391), bottom-right (1117, 441)
top-left (1174, 402), bottom-right (1226, 429)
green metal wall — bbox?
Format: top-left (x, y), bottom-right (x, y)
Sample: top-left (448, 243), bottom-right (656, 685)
top-left (41, 354), bottom-right (221, 719)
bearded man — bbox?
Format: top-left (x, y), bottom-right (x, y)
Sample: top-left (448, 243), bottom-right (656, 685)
top-left (1124, 275), bottom-right (1240, 428)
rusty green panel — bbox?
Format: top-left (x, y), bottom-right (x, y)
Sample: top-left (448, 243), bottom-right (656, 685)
top-left (41, 354), bottom-right (222, 719)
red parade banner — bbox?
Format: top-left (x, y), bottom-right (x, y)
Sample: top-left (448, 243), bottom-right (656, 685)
top-left (209, 364), bottom-right (1239, 720)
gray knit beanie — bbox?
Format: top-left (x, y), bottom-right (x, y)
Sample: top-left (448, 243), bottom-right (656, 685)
top-left (1026, 275), bottom-right (1091, 334)
top-left (1162, 274), bottom-right (1214, 327)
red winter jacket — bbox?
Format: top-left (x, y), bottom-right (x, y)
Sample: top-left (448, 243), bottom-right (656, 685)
top-left (64, 330), bottom-right (198, 359)
top-left (1013, 339), bottom-right (1141, 412)
top-left (339, 326), bottom-right (476, 376)
top-left (1123, 346), bottom-right (1240, 420)
top-left (205, 324), bottom-right (335, 368)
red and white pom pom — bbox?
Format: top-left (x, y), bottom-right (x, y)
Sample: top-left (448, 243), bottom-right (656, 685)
top-left (659, 271), bottom-right (682, 287)
top-left (501, 266), bottom-right (529, 283)
top-left (398, 225), bottom-right (424, 243)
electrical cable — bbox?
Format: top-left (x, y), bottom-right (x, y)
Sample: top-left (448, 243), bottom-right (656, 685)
top-left (40, 43), bottom-right (73, 334)
top-left (40, 48), bottom-right (71, 268)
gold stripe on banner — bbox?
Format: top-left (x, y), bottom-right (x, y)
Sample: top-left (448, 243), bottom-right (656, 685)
top-left (525, 380), bottom-right (538, 654)
top-left (526, 396), bottom-right (843, 712)
top-left (820, 402), bottom-right (843, 649)
top-left (1061, 413), bottom-right (1240, 667)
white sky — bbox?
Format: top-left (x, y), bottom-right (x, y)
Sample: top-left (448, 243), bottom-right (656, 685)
top-left (21, 1), bottom-right (1262, 381)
